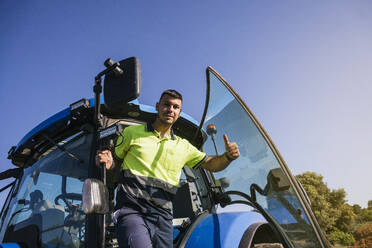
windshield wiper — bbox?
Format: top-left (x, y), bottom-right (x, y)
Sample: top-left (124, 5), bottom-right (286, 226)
top-left (0, 176), bottom-right (22, 231)
top-left (0, 168), bottom-right (22, 193)
top-left (42, 133), bottom-right (84, 163)
top-left (0, 182), bottom-right (15, 194)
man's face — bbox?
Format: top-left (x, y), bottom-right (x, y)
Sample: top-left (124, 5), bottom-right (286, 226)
top-left (156, 95), bottom-right (182, 125)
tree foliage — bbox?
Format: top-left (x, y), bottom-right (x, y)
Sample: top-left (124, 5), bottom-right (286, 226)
top-left (328, 230), bottom-right (355, 246)
top-left (296, 172), bottom-right (356, 245)
top-left (336, 204), bottom-right (356, 233)
top-left (352, 204), bottom-right (362, 215)
top-left (359, 208), bottom-right (372, 223)
top-left (353, 202), bottom-right (372, 223)
top-left (296, 172), bottom-right (372, 246)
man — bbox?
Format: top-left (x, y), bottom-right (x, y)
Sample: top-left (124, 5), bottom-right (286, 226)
top-left (97, 89), bottom-right (240, 247)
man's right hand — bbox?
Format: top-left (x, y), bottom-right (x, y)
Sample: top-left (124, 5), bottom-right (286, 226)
top-left (96, 150), bottom-right (114, 170)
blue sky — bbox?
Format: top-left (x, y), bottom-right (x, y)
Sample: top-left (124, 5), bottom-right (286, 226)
top-left (1, 1), bottom-right (371, 208)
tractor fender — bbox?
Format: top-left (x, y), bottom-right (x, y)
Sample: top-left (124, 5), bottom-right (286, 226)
top-left (184, 211), bottom-right (267, 248)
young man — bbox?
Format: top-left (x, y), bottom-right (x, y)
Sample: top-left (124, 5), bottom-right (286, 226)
top-left (97, 89), bottom-right (240, 247)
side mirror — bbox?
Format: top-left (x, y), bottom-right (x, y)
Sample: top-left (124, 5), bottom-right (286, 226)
top-left (82, 178), bottom-right (109, 214)
top-left (250, 168), bottom-right (290, 202)
top-left (103, 57), bottom-right (141, 114)
top-left (267, 168), bottom-right (290, 192)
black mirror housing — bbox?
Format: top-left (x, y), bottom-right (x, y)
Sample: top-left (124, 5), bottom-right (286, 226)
top-left (103, 57), bottom-right (141, 114)
top-left (267, 168), bottom-right (290, 192)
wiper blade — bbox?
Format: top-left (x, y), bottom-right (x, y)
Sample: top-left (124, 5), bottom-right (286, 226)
top-left (0, 177), bottom-right (21, 231)
top-left (0, 181), bottom-right (15, 193)
top-left (42, 133), bottom-right (84, 163)
top-left (0, 168), bottom-right (22, 180)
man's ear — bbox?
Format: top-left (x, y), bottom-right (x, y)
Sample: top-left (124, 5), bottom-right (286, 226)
top-left (156, 102), bottom-right (159, 111)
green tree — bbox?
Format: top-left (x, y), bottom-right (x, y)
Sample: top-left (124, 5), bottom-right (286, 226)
top-left (336, 204), bottom-right (356, 233)
top-left (328, 230), bottom-right (355, 246)
top-left (296, 171), bottom-right (356, 245)
top-left (368, 200), bottom-right (372, 209)
top-left (352, 204), bottom-right (362, 216)
top-left (359, 208), bottom-right (372, 222)
top-left (329, 188), bottom-right (346, 208)
top-left (296, 172), bottom-right (337, 233)
top-left (353, 203), bottom-right (372, 225)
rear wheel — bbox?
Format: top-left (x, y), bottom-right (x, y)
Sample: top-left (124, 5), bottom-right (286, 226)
top-left (239, 223), bottom-right (284, 248)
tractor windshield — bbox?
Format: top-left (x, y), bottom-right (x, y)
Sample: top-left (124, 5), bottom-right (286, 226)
top-left (0, 132), bottom-right (92, 247)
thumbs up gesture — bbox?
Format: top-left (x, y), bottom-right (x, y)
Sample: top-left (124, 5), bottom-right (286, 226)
top-left (223, 134), bottom-right (240, 161)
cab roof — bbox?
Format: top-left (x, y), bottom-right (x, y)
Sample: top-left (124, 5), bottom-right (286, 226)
top-left (8, 98), bottom-right (204, 168)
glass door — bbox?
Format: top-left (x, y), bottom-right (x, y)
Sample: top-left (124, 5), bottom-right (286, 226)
top-left (199, 67), bottom-right (328, 248)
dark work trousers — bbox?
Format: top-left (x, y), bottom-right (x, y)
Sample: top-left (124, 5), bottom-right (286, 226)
top-left (115, 213), bottom-right (173, 248)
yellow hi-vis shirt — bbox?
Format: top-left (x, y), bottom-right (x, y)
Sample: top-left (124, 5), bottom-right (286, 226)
top-left (115, 123), bottom-right (207, 187)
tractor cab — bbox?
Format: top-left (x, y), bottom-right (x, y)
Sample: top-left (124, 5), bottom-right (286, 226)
top-left (0, 58), bottom-right (329, 247)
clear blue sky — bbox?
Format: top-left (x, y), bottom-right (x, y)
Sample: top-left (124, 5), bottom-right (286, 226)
top-left (1, 1), bottom-right (371, 208)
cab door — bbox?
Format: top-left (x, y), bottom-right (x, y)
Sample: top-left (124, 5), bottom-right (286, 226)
top-left (198, 67), bottom-right (329, 248)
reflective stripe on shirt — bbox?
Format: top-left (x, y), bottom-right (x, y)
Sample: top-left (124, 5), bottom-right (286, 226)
top-left (118, 169), bottom-right (175, 211)
top-left (122, 169), bottom-right (178, 194)
top-left (120, 183), bottom-right (173, 210)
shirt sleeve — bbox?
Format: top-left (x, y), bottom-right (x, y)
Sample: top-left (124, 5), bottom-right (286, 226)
top-left (114, 127), bottom-right (131, 159)
top-left (183, 140), bottom-right (208, 169)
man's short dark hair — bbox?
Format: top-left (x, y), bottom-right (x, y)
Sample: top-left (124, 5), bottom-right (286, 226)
top-left (159, 89), bottom-right (183, 102)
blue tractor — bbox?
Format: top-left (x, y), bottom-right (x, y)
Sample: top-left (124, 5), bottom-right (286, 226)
top-left (0, 58), bottom-right (329, 247)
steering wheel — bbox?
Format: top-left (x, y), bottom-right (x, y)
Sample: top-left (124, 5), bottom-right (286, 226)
top-left (54, 193), bottom-right (82, 210)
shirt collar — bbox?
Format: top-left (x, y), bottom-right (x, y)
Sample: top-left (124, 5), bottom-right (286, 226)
top-left (146, 121), bottom-right (176, 140)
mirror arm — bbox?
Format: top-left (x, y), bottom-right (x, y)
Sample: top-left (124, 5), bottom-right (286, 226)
top-left (90, 60), bottom-right (121, 248)
top-left (93, 63), bottom-right (123, 180)
top-left (94, 61), bottom-right (122, 127)
top-left (93, 76), bottom-right (103, 128)
top-left (250, 183), bottom-right (270, 202)
top-left (95, 62), bottom-right (121, 82)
